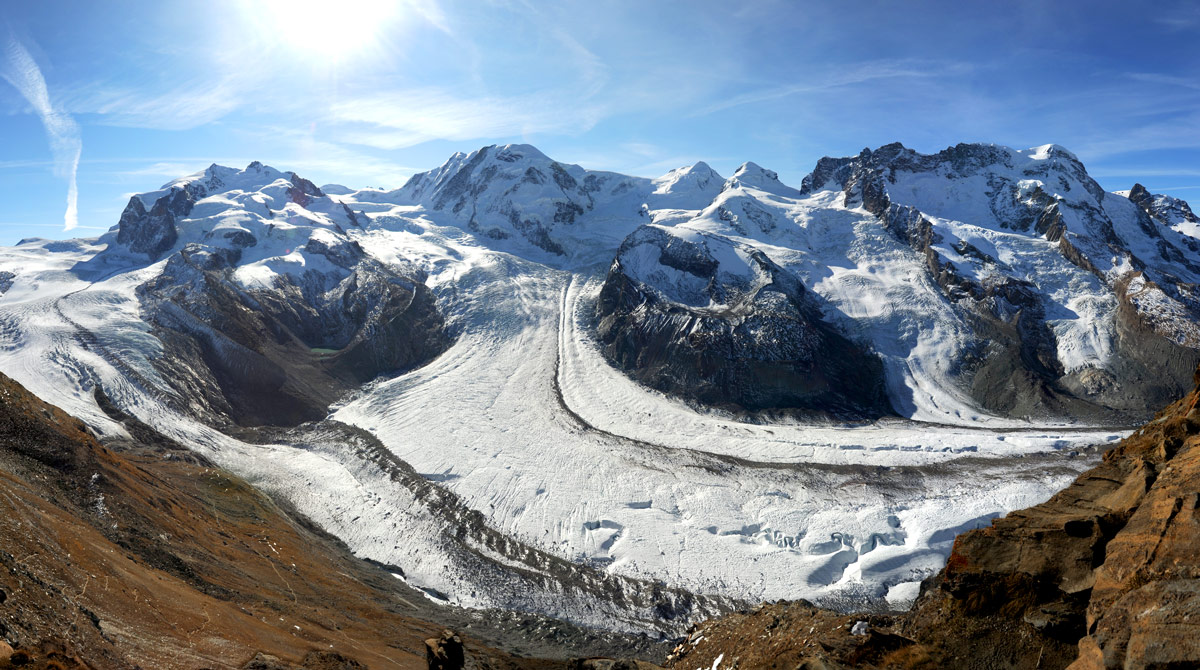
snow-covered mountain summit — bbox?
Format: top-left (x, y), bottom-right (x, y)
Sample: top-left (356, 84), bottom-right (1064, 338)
top-left (598, 141), bottom-right (1200, 421)
top-left (651, 160), bottom-right (725, 204)
top-left (360, 144), bottom-right (723, 259)
top-left (113, 161), bottom-right (362, 268)
top-left (726, 161), bottom-right (802, 197)
top-left (99, 161), bottom-right (446, 426)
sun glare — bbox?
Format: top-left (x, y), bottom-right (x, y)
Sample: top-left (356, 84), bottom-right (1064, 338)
top-left (249, 0), bottom-right (398, 62)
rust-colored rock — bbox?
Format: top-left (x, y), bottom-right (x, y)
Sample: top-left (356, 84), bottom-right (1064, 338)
top-left (425, 631), bottom-right (464, 670)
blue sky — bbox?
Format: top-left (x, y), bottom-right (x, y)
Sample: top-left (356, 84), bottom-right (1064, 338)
top-left (2, 0), bottom-right (1199, 244)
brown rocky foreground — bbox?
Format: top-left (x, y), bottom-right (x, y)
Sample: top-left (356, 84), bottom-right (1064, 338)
top-left (0, 372), bottom-right (577, 670)
top-left (665, 370), bottom-right (1200, 669)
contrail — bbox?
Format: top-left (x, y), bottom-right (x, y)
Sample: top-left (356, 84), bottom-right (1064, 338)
top-left (1, 37), bottom-right (81, 231)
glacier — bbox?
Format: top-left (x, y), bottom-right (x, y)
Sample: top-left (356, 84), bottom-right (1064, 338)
top-left (3, 141), bottom-right (1189, 635)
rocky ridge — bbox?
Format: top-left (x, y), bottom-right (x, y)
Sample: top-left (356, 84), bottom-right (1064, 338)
top-left (804, 143), bottom-right (1200, 416)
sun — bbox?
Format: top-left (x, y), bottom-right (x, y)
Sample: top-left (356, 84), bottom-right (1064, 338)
top-left (245, 0), bottom-right (399, 63)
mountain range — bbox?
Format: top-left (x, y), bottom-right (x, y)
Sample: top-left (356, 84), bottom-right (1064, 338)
top-left (0, 141), bottom-right (1197, 657)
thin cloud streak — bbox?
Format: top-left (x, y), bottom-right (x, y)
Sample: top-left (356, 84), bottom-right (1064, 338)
top-left (1, 36), bottom-right (81, 230)
top-left (1124, 72), bottom-right (1200, 92)
top-left (68, 77), bottom-right (249, 131)
top-left (329, 88), bottom-right (605, 151)
top-left (689, 59), bottom-right (974, 118)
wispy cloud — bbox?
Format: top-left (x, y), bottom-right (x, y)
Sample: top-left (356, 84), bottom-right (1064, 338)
top-left (1124, 72), bottom-right (1200, 92)
top-left (117, 161), bottom-right (210, 180)
top-left (1090, 167), bottom-right (1200, 179)
top-left (1066, 111), bottom-right (1200, 159)
top-left (1, 36), bottom-right (81, 230)
top-left (690, 59), bottom-right (975, 118)
top-left (81, 83), bottom-right (245, 131)
top-left (1153, 7), bottom-right (1200, 31)
top-left (329, 87), bottom-right (605, 151)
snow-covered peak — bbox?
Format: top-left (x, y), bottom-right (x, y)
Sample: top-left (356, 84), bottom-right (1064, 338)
top-left (394, 143), bottom-right (578, 206)
top-left (321, 184), bottom-right (355, 196)
top-left (108, 160), bottom-right (365, 293)
top-left (726, 161), bottom-right (801, 197)
top-left (652, 161), bottom-right (723, 196)
top-left (1024, 143), bottom-right (1081, 162)
top-left (1127, 182), bottom-right (1200, 238)
top-left (365, 144), bottom-right (660, 259)
top-left (150, 161), bottom-right (299, 203)
top-left (733, 161), bottom-right (774, 181)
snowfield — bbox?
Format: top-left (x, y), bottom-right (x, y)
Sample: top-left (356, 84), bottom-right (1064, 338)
top-left (0, 143), bottom-right (1167, 634)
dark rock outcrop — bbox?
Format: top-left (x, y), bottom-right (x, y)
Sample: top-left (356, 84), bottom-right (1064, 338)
top-left (1128, 183), bottom-right (1200, 257)
top-left (595, 226), bottom-right (890, 419)
top-left (137, 244), bottom-right (449, 427)
top-left (287, 172), bottom-right (325, 207)
top-left (425, 631), bottom-right (465, 670)
top-left (115, 185), bottom-right (203, 259)
top-left (116, 196), bottom-right (176, 259)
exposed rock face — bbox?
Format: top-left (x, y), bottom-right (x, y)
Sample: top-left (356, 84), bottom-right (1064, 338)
top-left (138, 242), bottom-right (448, 427)
top-left (286, 171), bottom-right (325, 207)
top-left (115, 188), bottom-right (193, 258)
top-left (803, 143), bottom-right (1200, 421)
top-left (1128, 182), bottom-right (1200, 226)
top-left (665, 367), bottom-right (1200, 669)
top-left (595, 225), bottom-right (890, 418)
